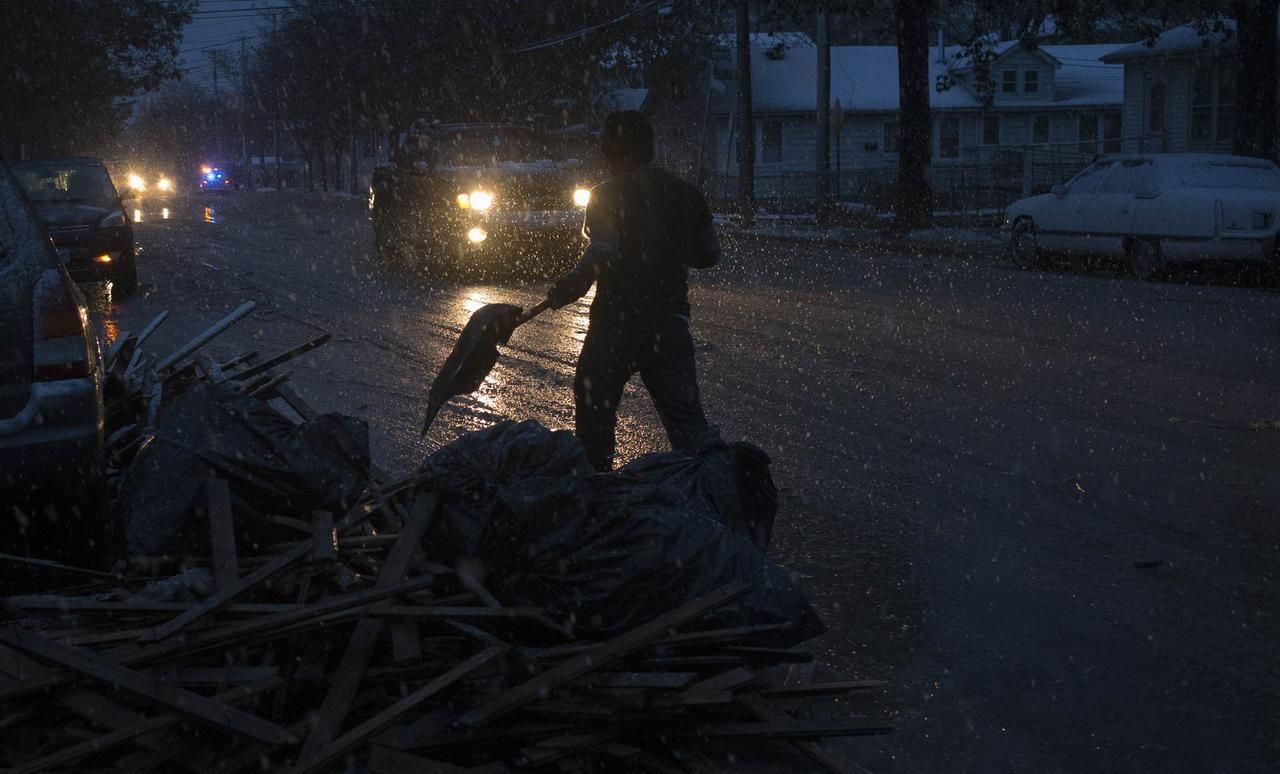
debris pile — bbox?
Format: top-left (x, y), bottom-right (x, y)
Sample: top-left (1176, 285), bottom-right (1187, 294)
top-left (1, 302), bottom-right (890, 772)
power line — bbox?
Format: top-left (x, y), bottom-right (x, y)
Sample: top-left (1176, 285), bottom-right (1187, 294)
top-left (511, 0), bottom-right (665, 54)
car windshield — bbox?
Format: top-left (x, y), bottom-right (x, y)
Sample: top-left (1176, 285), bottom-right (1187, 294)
top-left (1165, 161), bottom-right (1280, 191)
top-left (14, 162), bottom-right (118, 206)
top-left (435, 128), bottom-right (559, 167)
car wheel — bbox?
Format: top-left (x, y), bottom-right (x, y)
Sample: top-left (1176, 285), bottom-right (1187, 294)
top-left (1129, 238), bottom-right (1164, 281)
top-left (1010, 218), bottom-right (1042, 268)
top-left (112, 255), bottom-right (139, 297)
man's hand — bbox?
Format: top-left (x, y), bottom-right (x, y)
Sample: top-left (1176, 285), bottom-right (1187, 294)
top-left (546, 240), bottom-right (618, 309)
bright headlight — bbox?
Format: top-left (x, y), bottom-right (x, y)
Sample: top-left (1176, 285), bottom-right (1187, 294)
top-left (456, 193), bottom-right (470, 208)
top-left (157, 176), bottom-right (173, 192)
top-left (127, 173), bottom-right (145, 191)
top-left (469, 190), bottom-right (493, 211)
top-left (573, 187), bottom-right (591, 208)
top-left (467, 227), bottom-right (487, 243)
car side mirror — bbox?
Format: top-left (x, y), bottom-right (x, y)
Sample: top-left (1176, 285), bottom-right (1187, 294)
top-left (1051, 184), bottom-right (1066, 198)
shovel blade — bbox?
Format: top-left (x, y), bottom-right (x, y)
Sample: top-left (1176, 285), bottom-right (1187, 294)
top-left (421, 303), bottom-right (523, 435)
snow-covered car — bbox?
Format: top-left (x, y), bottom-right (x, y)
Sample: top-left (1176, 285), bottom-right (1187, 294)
top-left (1004, 154), bottom-right (1280, 280)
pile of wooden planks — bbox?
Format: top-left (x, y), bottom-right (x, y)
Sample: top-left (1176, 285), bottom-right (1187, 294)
top-left (0, 302), bottom-right (891, 772)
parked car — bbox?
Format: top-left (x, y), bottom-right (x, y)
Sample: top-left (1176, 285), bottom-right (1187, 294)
top-left (0, 155), bottom-right (111, 571)
top-left (369, 122), bottom-right (595, 277)
top-left (12, 157), bottom-right (139, 295)
top-left (1004, 154), bottom-right (1280, 280)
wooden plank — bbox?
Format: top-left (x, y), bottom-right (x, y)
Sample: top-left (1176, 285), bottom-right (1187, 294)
top-left (0, 573), bottom-right (441, 704)
top-left (142, 540), bottom-right (311, 642)
top-left (389, 620), bottom-right (422, 665)
top-left (4, 598), bottom-right (295, 616)
top-left (157, 666), bottom-right (280, 687)
top-left (686, 666), bottom-right (757, 693)
top-left (738, 693), bottom-right (880, 774)
top-left (134, 309), bottom-right (170, 349)
top-left (272, 382), bottom-right (319, 421)
top-left (292, 645), bottom-right (506, 774)
top-left (759, 680), bottom-right (887, 699)
top-left (368, 747), bottom-right (507, 774)
top-left (456, 582), bottom-right (751, 728)
top-left (156, 301), bottom-right (256, 373)
top-left (207, 478), bottom-right (239, 593)
top-left (518, 731), bottom-right (620, 767)
top-left (0, 628), bottom-right (293, 745)
top-left (0, 551), bottom-right (119, 581)
top-left (295, 491), bottom-right (437, 762)
top-left (575, 671), bottom-right (697, 690)
top-left (230, 334), bottom-right (331, 383)
top-left (7, 678), bottom-right (280, 774)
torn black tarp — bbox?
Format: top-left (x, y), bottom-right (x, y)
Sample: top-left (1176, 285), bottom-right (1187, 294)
top-left (118, 381), bottom-right (370, 557)
top-left (423, 420), bottom-right (823, 645)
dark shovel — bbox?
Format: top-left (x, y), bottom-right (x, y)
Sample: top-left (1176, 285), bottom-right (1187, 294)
top-left (420, 300), bottom-right (550, 435)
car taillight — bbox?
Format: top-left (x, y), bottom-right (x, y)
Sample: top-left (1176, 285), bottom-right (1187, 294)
top-left (32, 266), bottom-right (92, 381)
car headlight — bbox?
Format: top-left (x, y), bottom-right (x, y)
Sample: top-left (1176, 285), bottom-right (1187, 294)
top-left (468, 190), bottom-right (493, 211)
top-left (467, 227), bottom-right (487, 243)
top-left (573, 187), bottom-right (591, 208)
top-left (99, 210), bottom-right (126, 228)
top-left (126, 173), bottom-right (145, 191)
top-left (157, 176), bottom-right (173, 192)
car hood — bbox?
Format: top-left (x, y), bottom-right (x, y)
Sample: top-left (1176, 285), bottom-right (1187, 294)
top-left (1006, 193), bottom-right (1056, 214)
top-left (31, 202), bottom-right (118, 227)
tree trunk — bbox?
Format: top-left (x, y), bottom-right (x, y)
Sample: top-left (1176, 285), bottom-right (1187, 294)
top-left (1232, 0), bottom-right (1279, 159)
top-left (816, 4), bottom-right (831, 217)
top-left (894, 0), bottom-right (934, 230)
top-left (321, 144), bottom-right (329, 192)
top-left (736, 0), bottom-right (755, 226)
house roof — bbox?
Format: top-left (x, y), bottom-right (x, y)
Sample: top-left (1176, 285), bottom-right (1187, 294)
top-left (744, 42), bottom-right (1125, 114)
top-left (1100, 22), bottom-right (1237, 63)
top-left (715, 31), bottom-right (815, 50)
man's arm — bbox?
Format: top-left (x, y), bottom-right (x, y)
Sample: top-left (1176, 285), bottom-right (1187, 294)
top-left (546, 208), bottom-right (620, 309)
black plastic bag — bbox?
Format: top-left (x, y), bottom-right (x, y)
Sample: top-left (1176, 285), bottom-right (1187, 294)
top-left (119, 382), bottom-right (370, 557)
top-left (422, 420), bottom-right (823, 645)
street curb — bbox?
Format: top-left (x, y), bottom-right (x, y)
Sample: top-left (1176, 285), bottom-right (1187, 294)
top-left (717, 224), bottom-right (1008, 262)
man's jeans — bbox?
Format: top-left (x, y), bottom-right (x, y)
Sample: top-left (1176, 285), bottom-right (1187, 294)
top-left (574, 314), bottom-right (719, 472)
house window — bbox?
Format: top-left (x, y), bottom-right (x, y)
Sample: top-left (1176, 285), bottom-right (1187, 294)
top-left (939, 115), bottom-right (960, 159)
top-left (882, 120), bottom-right (899, 154)
top-left (1102, 113), bottom-right (1122, 153)
top-left (1032, 114), bottom-right (1050, 144)
top-left (1147, 82), bottom-right (1166, 134)
top-left (1024, 70), bottom-right (1039, 94)
top-left (1078, 112), bottom-right (1098, 154)
top-left (1002, 70), bottom-right (1017, 93)
top-left (760, 120), bottom-right (783, 163)
top-left (982, 114), bottom-right (1000, 146)
top-left (1190, 67), bottom-right (1214, 147)
top-left (1217, 66), bottom-right (1236, 146)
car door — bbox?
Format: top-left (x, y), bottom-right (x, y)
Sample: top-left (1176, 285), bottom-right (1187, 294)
top-left (1038, 160), bottom-right (1113, 253)
top-left (1082, 159), bottom-right (1150, 256)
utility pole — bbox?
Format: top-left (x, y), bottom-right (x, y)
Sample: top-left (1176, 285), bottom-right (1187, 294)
top-left (272, 12), bottom-right (282, 190)
top-left (209, 49), bottom-right (223, 160)
top-left (815, 3), bottom-right (831, 218)
top-left (240, 37), bottom-right (248, 175)
top-left (735, 0), bottom-right (754, 226)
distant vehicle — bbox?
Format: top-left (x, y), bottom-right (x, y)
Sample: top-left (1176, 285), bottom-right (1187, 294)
top-left (198, 165), bottom-right (235, 193)
top-left (368, 122), bottom-right (595, 277)
top-left (1005, 153), bottom-right (1280, 280)
top-left (0, 156), bottom-right (110, 569)
top-left (13, 157), bottom-right (139, 295)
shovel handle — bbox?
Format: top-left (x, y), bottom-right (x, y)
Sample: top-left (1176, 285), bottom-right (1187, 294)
top-left (516, 300), bottom-right (551, 325)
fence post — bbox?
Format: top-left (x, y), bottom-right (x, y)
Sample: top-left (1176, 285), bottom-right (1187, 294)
top-left (1022, 148), bottom-right (1033, 199)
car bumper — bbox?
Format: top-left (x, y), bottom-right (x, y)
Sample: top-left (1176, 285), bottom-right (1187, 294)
top-left (0, 379), bottom-right (103, 493)
top-left (454, 211), bottom-right (585, 257)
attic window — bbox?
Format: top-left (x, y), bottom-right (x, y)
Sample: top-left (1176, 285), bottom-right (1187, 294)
top-left (1002, 70), bottom-right (1017, 93)
top-left (1024, 70), bottom-right (1039, 94)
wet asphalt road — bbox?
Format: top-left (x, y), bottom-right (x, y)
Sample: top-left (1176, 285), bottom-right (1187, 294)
top-left (95, 192), bottom-right (1280, 772)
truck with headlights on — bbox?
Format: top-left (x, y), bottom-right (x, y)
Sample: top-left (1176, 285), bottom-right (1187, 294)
top-left (368, 122), bottom-right (596, 278)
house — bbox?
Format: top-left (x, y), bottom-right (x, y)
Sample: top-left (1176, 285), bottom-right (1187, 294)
top-left (706, 39), bottom-right (1126, 201)
top-left (1101, 23), bottom-right (1237, 154)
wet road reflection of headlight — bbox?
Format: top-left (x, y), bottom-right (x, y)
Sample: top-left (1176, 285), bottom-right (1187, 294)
top-left (468, 191), bottom-right (493, 211)
top-left (467, 227), bottom-right (487, 243)
top-left (573, 187), bottom-right (590, 207)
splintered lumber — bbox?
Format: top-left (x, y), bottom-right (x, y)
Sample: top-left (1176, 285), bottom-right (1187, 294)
top-left (6, 677), bottom-right (281, 774)
top-left (296, 491), bottom-right (438, 762)
top-left (292, 645), bottom-right (507, 774)
top-left (156, 301), bottom-right (256, 373)
top-left (0, 627), bottom-right (294, 745)
top-left (273, 382), bottom-right (319, 421)
top-left (672, 719), bottom-right (894, 741)
top-left (103, 331), bottom-right (132, 371)
top-left (142, 540), bottom-right (312, 642)
top-left (207, 478), bottom-right (239, 593)
top-left (759, 680), bottom-right (887, 699)
top-left (738, 693), bottom-right (873, 774)
top-left (456, 582), bottom-right (751, 728)
top-left (0, 552), bottom-right (119, 582)
top-left (231, 333), bottom-right (331, 383)
top-left (134, 309), bottom-right (170, 349)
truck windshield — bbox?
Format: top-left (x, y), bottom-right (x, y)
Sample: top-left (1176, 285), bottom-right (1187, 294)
top-left (14, 162), bottom-right (118, 206)
top-left (1166, 162), bottom-right (1280, 191)
top-left (436, 128), bottom-right (558, 166)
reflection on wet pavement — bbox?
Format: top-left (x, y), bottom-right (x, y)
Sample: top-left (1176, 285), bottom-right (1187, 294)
top-left (203, 206), bottom-right (216, 224)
